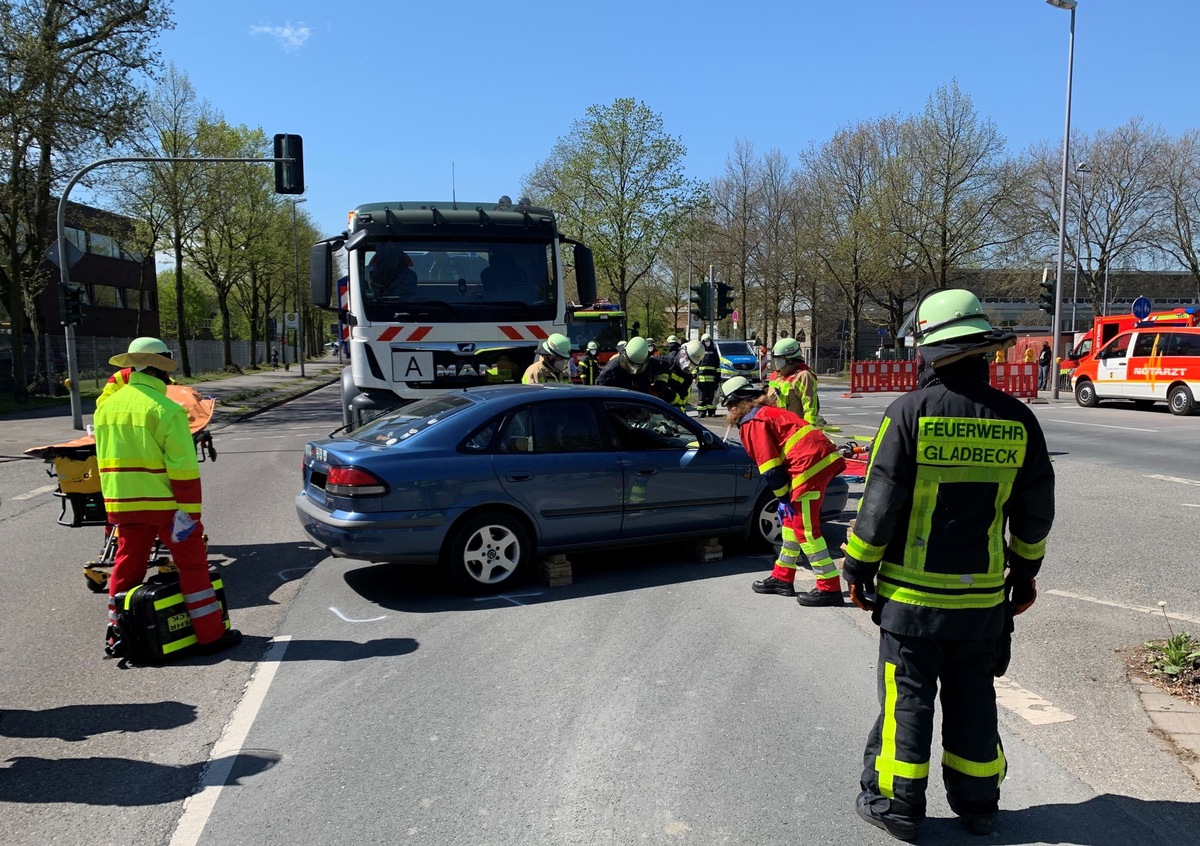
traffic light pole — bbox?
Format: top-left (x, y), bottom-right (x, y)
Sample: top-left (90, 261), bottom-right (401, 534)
top-left (706, 264), bottom-right (715, 339)
top-left (55, 151), bottom-right (300, 430)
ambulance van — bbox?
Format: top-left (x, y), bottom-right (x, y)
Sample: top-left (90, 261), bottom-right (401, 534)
top-left (1072, 326), bottom-right (1200, 415)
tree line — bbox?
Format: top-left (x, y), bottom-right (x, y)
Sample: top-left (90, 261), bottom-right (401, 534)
top-left (1, 1), bottom-right (319, 397)
top-left (527, 91), bottom-right (1200, 360)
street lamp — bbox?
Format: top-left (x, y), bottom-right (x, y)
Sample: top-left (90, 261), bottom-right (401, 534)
top-left (1048, 0), bottom-right (1077, 399)
top-left (289, 197), bottom-right (308, 376)
top-left (1073, 161), bottom-right (1091, 332)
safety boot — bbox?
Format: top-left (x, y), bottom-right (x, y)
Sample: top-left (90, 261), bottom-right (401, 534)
top-left (855, 791), bottom-right (920, 842)
top-left (958, 811), bottom-right (996, 836)
top-left (751, 576), bottom-right (796, 596)
top-left (795, 587), bottom-right (845, 607)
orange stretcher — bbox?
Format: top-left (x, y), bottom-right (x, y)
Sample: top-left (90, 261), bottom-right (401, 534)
top-left (24, 385), bottom-right (217, 592)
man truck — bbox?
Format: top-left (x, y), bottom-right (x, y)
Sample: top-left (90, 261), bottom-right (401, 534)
top-left (309, 198), bottom-right (596, 427)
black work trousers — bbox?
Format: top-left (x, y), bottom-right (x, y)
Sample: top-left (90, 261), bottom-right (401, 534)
top-left (860, 629), bottom-right (1006, 821)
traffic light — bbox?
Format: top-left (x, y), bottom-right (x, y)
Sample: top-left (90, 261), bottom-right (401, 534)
top-left (1038, 274), bottom-right (1057, 315)
top-left (62, 284), bottom-right (84, 325)
top-left (273, 133), bottom-right (304, 195)
top-left (715, 282), bottom-right (736, 319)
top-left (689, 284), bottom-right (711, 323)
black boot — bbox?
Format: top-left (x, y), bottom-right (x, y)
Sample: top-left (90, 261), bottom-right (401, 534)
top-left (795, 587), bottom-right (846, 607)
top-left (194, 629), bottom-right (243, 656)
top-left (856, 791), bottom-right (920, 842)
top-left (751, 576), bottom-right (796, 596)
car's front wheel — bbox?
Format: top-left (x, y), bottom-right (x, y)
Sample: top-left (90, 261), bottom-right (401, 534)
top-left (444, 511), bottom-right (531, 593)
top-left (1074, 379), bottom-right (1098, 408)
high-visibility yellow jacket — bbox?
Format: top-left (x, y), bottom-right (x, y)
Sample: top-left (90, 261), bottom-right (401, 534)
top-left (94, 370), bottom-right (201, 523)
top-left (95, 367), bottom-right (134, 408)
top-left (769, 363), bottom-right (820, 426)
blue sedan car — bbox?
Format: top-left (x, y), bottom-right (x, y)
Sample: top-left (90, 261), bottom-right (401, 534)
top-left (296, 384), bottom-right (848, 593)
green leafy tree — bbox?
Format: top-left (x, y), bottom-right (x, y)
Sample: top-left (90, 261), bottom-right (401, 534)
top-left (0, 0), bottom-right (171, 395)
top-left (524, 98), bottom-right (706, 310)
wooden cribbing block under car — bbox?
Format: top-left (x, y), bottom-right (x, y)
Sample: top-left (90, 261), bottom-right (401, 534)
top-left (690, 538), bottom-right (724, 563)
top-left (539, 554), bottom-right (573, 587)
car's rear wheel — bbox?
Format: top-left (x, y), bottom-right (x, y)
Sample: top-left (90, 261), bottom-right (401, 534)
top-left (444, 511), bottom-right (531, 593)
top-left (746, 492), bottom-right (783, 551)
top-left (1074, 379), bottom-right (1098, 408)
top-left (1168, 384), bottom-right (1195, 416)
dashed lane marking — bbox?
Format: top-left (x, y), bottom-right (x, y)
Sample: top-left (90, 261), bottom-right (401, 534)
top-left (1046, 589), bottom-right (1200, 626)
top-left (168, 635), bottom-right (292, 846)
top-left (994, 676), bottom-right (1076, 724)
top-left (10, 483), bottom-right (58, 500)
top-left (1041, 418), bottom-right (1157, 433)
top-left (1144, 474), bottom-right (1200, 487)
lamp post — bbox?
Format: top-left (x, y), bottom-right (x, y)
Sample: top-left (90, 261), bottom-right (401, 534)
top-left (1073, 161), bottom-right (1091, 332)
top-left (289, 197), bottom-right (308, 376)
top-left (1047, 0), bottom-right (1077, 399)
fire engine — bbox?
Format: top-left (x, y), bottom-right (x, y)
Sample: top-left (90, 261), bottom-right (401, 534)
top-left (309, 198), bottom-right (596, 427)
top-left (566, 299), bottom-right (627, 375)
top-left (1067, 308), bottom-right (1200, 364)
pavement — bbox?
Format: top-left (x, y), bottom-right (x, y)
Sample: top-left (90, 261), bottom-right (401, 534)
top-left (3, 359), bottom-right (1198, 785)
top-left (0, 355), bottom-right (346, 457)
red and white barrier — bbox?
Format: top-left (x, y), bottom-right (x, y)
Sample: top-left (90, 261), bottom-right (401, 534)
top-left (847, 360), bottom-right (1038, 400)
top-left (988, 362), bottom-right (1038, 398)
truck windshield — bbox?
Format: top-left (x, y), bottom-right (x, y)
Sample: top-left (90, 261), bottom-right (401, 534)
top-left (359, 240), bottom-right (556, 323)
top-left (567, 320), bottom-right (625, 351)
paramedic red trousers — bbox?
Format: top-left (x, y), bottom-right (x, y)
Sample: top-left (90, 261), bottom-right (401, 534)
top-left (106, 518), bottom-right (225, 644)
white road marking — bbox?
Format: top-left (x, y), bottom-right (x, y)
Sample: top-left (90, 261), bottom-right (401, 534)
top-left (475, 591), bottom-right (543, 607)
top-left (10, 483), bottom-right (58, 500)
top-left (330, 606), bottom-right (387, 623)
top-left (1041, 417), bottom-right (1157, 433)
top-left (1046, 589), bottom-right (1200, 626)
top-left (227, 435), bottom-right (292, 441)
top-left (1184, 503), bottom-right (1200, 508)
top-left (994, 676), bottom-right (1075, 724)
top-left (168, 636), bottom-right (292, 846)
top-left (1144, 474), bottom-right (1200, 487)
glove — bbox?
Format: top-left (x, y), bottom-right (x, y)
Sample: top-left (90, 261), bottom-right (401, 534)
top-left (1008, 576), bottom-right (1037, 615)
top-left (840, 547), bottom-right (877, 612)
top-left (776, 500), bottom-right (797, 521)
top-left (171, 510), bottom-right (199, 543)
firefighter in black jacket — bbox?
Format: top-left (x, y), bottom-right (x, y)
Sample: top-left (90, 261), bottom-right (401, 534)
top-left (578, 341), bottom-right (602, 385)
top-left (842, 289), bottom-right (1054, 841)
top-left (695, 334), bottom-right (721, 417)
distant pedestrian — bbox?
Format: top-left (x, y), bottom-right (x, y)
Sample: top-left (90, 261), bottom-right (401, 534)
top-left (1038, 342), bottom-right (1052, 390)
top-left (270, 347), bottom-right (279, 369)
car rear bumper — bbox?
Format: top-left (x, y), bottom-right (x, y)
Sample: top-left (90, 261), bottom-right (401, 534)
top-left (295, 492), bottom-right (452, 563)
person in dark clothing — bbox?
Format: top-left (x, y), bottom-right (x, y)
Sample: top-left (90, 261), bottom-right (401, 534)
top-left (1038, 342), bottom-right (1052, 391)
top-left (842, 289), bottom-right (1055, 841)
top-left (695, 333), bottom-right (721, 416)
top-left (597, 336), bottom-right (668, 392)
top-left (577, 341), bottom-right (602, 385)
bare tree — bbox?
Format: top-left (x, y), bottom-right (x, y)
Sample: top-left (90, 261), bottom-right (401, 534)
top-left (710, 139), bottom-right (763, 338)
top-left (1155, 128), bottom-right (1200, 302)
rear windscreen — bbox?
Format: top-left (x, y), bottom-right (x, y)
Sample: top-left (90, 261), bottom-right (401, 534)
top-left (351, 395), bottom-right (475, 444)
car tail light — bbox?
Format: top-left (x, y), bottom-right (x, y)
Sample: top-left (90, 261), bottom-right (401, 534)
top-left (325, 465), bottom-right (388, 496)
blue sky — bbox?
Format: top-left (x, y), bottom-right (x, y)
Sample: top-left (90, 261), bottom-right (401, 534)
top-left (151, 0), bottom-right (1199, 240)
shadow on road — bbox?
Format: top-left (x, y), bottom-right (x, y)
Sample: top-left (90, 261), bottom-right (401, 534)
top-left (342, 521), bottom-right (851, 612)
top-left (913, 794), bottom-right (1200, 844)
top-left (108, 635), bottom-right (420, 668)
top-left (208, 541), bottom-right (327, 612)
top-left (0, 701), bottom-right (197, 742)
top-left (0, 752), bottom-right (279, 805)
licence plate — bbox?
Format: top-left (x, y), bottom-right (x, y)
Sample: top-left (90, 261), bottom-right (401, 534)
top-left (391, 351), bottom-right (435, 382)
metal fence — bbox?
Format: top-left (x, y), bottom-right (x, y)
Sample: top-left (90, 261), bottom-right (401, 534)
top-left (1, 333), bottom-right (280, 396)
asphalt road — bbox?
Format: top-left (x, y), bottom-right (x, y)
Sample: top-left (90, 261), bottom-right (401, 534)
top-left (1, 383), bottom-right (1198, 845)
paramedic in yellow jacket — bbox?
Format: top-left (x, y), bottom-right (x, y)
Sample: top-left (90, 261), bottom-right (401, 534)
top-left (522, 333), bottom-right (573, 384)
top-left (93, 338), bottom-right (241, 657)
top-left (766, 337), bottom-right (823, 426)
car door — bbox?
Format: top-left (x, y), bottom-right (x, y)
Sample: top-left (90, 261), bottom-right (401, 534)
top-left (491, 399), bottom-right (622, 547)
top-left (603, 399), bottom-right (739, 539)
top-left (1095, 332), bottom-right (1132, 398)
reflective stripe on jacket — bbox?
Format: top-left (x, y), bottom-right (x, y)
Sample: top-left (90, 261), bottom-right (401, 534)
top-left (769, 364), bottom-right (820, 425)
top-left (844, 362), bottom-right (1055, 638)
top-left (96, 367), bottom-right (134, 408)
top-left (737, 404), bottom-right (845, 501)
top-left (94, 370), bottom-right (201, 523)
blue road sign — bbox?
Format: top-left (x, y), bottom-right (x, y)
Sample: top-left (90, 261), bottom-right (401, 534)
top-left (1132, 296), bottom-right (1152, 320)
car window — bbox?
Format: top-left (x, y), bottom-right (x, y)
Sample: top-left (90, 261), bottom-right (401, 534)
top-left (350, 394), bottom-right (474, 444)
top-left (461, 418), bottom-right (500, 452)
top-left (1132, 332), bottom-right (1162, 357)
top-left (498, 402), bottom-right (604, 454)
top-left (1164, 332), bottom-right (1200, 357)
top-left (1100, 334), bottom-right (1130, 359)
top-left (605, 401), bottom-right (699, 451)
top-left (718, 341), bottom-right (754, 357)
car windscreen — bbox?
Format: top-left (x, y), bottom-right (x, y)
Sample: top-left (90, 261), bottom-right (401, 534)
top-left (349, 395), bottom-right (475, 445)
top-left (719, 342), bottom-right (754, 357)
